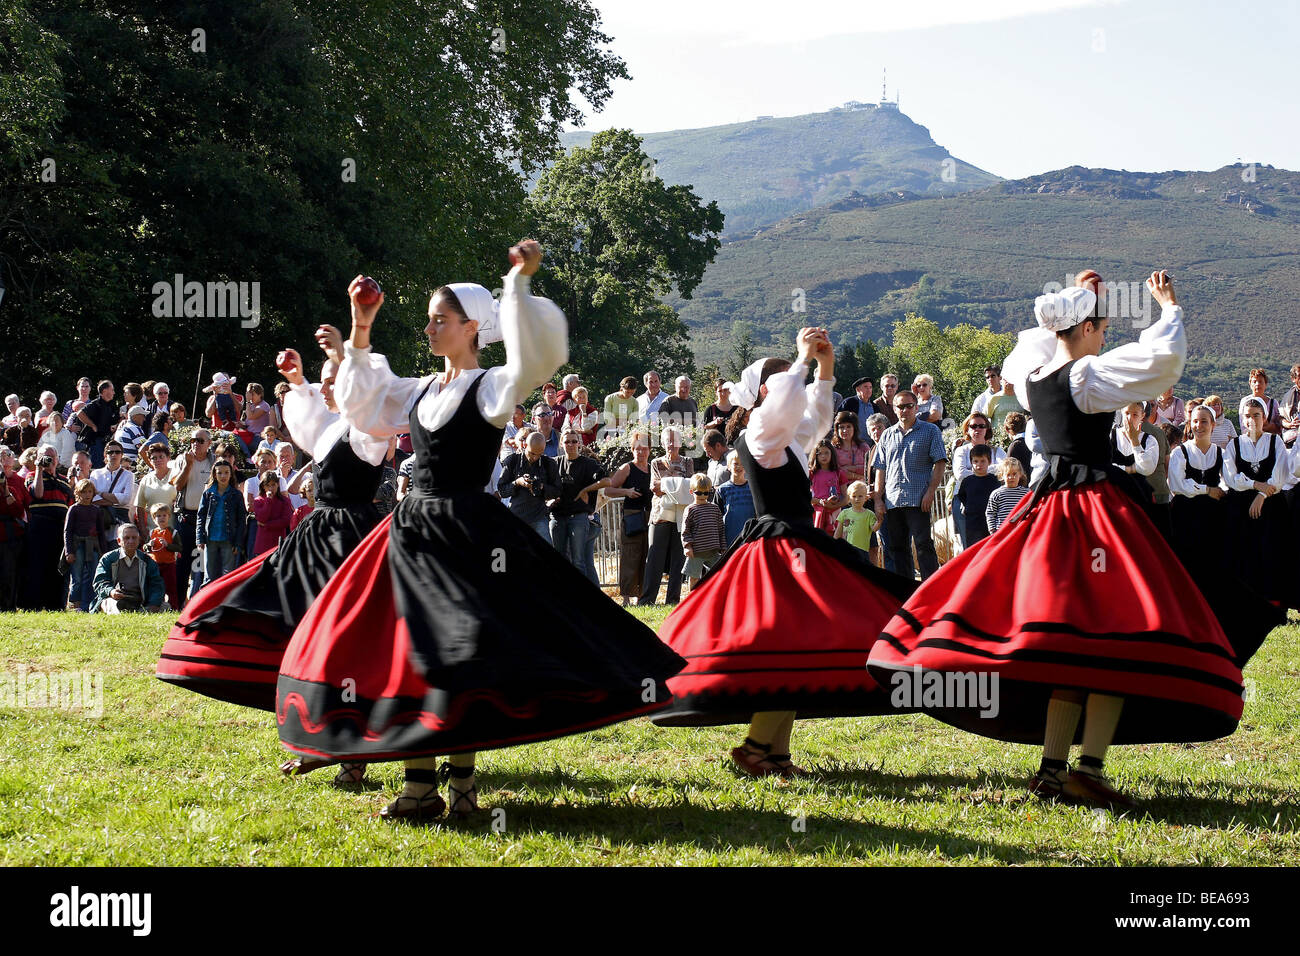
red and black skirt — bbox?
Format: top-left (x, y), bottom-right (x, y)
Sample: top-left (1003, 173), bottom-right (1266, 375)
top-left (868, 479), bottom-right (1245, 745)
top-left (156, 503), bottom-right (379, 710)
top-left (652, 516), bottom-right (917, 726)
top-left (275, 490), bottom-right (686, 762)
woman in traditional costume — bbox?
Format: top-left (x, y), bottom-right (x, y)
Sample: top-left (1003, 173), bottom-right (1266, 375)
top-left (868, 272), bottom-right (1246, 810)
top-left (157, 351), bottom-right (389, 784)
top-left (275, 242), bottom-right (685, 819)
top-left (651, 328), bottom-right (916, 776)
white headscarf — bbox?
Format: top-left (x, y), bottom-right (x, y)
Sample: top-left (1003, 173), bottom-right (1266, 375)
top-left (728, 359), bottom-right (769, 410)
top-left (445, 282), bottom-right (502, 346)
top-left (1239, 395), bottom-right (1267, 422)
top-left (1033, 286), bottom-right (1097, 333)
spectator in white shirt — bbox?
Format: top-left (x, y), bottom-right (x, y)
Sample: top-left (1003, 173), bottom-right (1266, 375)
top-left (42, 412), bottom-right (76, 467)
top-left (91, 440), bottom-right (136, 527)
top-left (637, 370), bottom-right (667, 424)
top-left (970, 365), bottom-right (1002, 416)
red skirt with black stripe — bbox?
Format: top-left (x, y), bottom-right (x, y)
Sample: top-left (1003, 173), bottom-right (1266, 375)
top-left (276, 492), bottom-right (686, 762)
top-left (867, 480), bottom-right (1244, 744)
top-left (155, 549), bottom-right (287, 709)
top-left (652, 518), bottom-right (917, 726)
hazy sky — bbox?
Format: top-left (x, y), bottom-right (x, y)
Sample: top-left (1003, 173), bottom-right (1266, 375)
top-left (574, 0), bottom-right (1300, 179)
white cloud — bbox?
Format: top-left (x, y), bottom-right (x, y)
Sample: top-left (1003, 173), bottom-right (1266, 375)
top-left (595, 0), bottom-right (1128, 46)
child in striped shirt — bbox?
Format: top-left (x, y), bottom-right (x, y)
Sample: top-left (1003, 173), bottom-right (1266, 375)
top-left (682, 472), bottom-right (725, 592)
top-left (985, 457), bottom-right (1032, 534)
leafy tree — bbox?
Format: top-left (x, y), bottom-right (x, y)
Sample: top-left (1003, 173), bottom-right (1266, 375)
top-left (882, 313), bottom-right (1015, 421)
top-left (526, 128), bottom-right (724, 392)
top-left (725, 321), bottom-right (758, 379)
top-left (0, 0), bottom-right (626, 401)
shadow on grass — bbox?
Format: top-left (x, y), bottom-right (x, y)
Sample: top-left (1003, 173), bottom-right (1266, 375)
top-left (481, 763), bottom-right (1300, 836)
top-left (814, 764), bottom-right (1300, 830)
top-left (383, 798), bottom-right (1054, 864)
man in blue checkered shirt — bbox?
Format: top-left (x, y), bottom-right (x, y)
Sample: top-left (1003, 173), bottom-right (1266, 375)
top-left (872, 389), bottom-right (948, 579)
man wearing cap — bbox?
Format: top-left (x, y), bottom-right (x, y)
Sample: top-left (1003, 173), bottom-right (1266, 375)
top-left (114, 404), bottom-right (150, 464)
top-left (839, 377), bottom-right (876, 442)
top-left (532, 403), bottom-right (560, 456)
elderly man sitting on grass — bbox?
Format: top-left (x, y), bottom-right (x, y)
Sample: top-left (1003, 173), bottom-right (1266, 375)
top-left (91, 524), bottom-right (166, 614)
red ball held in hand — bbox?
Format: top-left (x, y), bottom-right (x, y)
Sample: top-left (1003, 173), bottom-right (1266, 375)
top-left (353, 276), bottom-right (382, 305)
top-left (275, 349), bottom-right (298, 373)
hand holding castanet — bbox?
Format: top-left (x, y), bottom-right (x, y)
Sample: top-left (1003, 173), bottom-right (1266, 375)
top-left (348, 275), bottom-right (384, 330)
top-left (276, 348), bottom-right (305, 386)
top-left (509, 239), bottom-right (543, 276)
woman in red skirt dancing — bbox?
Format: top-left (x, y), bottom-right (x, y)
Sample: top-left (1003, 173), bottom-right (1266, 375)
top-left (157, 349), bottom-right (390, 784)
top-left (652, 328), bottom-right (916, 776)
top-left (276, 241), bottom-right (685, 820)
top-left (869, 271), bottom-right (1246, 810)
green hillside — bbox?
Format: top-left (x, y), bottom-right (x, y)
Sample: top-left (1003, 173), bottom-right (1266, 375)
top-left (675, 164), bottom-right (1300, 398)
top-left (561, 105), bottom-right (1001, 237)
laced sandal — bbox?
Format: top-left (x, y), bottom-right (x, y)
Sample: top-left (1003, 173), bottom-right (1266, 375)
top-left (763, 753), bottom-right (811, 778)
top-left (333, 761), bottom-right (367, 786)
top-left (440, 762), bottom-right (480, 818)
top-left (280, 756), bottom-right (334, 777)
top-left (1027, 768), bottom-right (1066, 801)
top-left (730, 737), bottom-right (778, 777)
top-left (380, 768), bottom-right (446, 821)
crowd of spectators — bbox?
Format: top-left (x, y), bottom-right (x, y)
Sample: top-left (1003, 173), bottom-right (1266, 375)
top-left (3, 359), bottom-right (1297, 613)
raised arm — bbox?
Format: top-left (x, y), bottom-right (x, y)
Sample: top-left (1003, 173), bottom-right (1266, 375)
top-left (479, 261), bottom-right (568, 428)
top-left (747, 328), bottom-right (835, 468)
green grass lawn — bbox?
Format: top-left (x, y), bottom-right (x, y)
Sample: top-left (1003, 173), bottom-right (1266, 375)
top-left (1, 608), bottom-right (1297, 866)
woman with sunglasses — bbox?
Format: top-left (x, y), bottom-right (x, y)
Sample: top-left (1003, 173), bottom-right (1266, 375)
top-left (274, 241), bottom-right (684, 820)
top-left (871, 271), bottom-right (1247, 811)
top-left (652, 329), bottom-right (916, 776)
top-left (951, 413), bottom-right (1006, 550)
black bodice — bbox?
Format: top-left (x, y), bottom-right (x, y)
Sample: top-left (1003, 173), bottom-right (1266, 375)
top-left (1230, 435), bottom-right (1279, 482)
top-left (315, 430), bottom-right (385, 508)
top-left (1025, 361), bottom-right (1113, 467)
top-left (734, 431), bottom-right (813, 523)
top-left (408, 372), bottom-right (503, 495)
top-left (1109, 428), bottom-right (1151, 468)
top-left (1179, 444), bottom-right (1223, 487)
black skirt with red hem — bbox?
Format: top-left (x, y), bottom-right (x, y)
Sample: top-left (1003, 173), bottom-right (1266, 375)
top-left (867, 480), bottom-right (1245, 745)
top-left (156, 503), bottom-right (379, 711)
top-left (651, 517), bottom-right (917, 727)
top-left (275, 491), bottom-right (686, 761)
